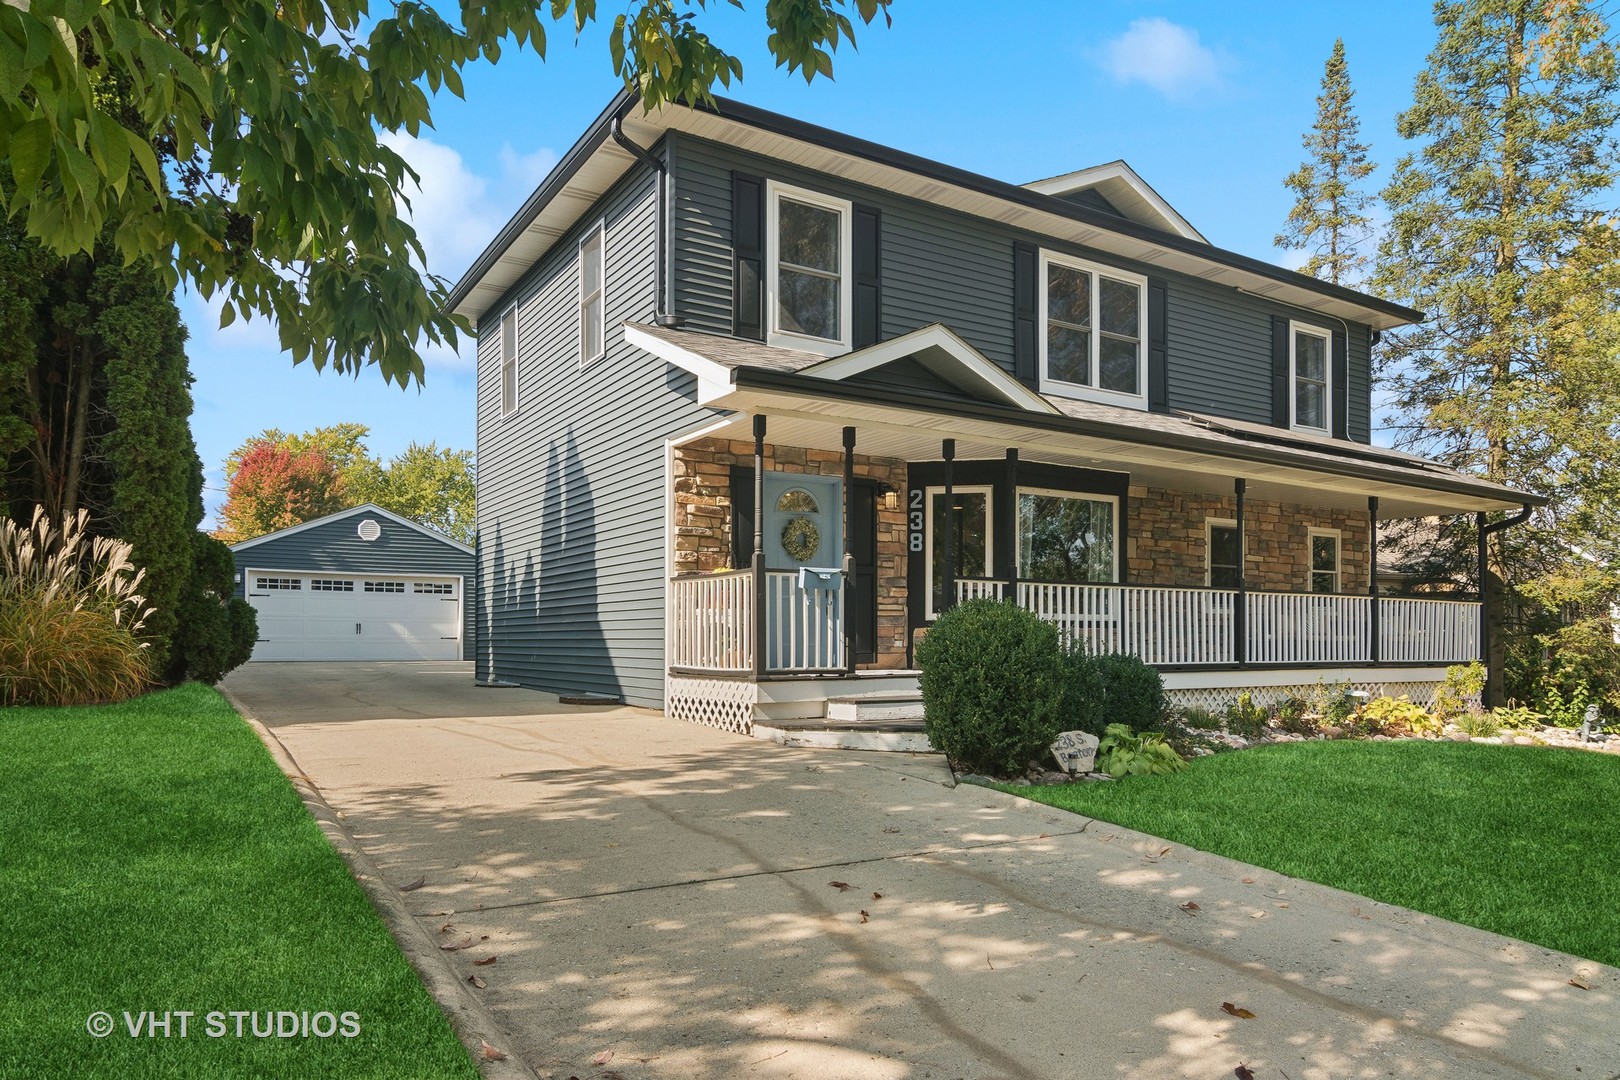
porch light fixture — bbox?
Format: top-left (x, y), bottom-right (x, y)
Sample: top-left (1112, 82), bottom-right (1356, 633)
top-left (879, 484), bottom-right (899, 511)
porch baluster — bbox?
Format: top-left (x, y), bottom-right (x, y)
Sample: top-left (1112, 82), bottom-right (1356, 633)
top-left (752, 414), bottom-right (767, 677)
top-left (1368, 496), bottom-right (1381, 665)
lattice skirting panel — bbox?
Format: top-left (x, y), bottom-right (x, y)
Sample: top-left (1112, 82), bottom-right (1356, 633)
top-left (1166, 678), bottom-right (1444, 714)
top-left (666, 676), bottom-right (758, 735)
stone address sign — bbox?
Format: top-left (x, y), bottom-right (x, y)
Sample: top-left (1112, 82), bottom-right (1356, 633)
top-left (1051, 731), bottom-right (1100, 775)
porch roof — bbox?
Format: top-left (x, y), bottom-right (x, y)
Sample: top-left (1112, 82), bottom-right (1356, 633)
top-left (632, 323), bottom-right (1541, 520)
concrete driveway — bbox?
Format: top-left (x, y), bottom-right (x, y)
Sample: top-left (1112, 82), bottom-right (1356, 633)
top-left (223, 662), bottom-right (1615, 1080)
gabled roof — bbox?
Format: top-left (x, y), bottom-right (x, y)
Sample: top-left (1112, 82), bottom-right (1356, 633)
top-left (1022, 161), bottom-right (1206, 243)
top-left (227, 503), bottom-right (474, 555)
top-left (449, 92), bottom-right (1423, 332)
top-left (624, 322), bottom-right (1057, 414)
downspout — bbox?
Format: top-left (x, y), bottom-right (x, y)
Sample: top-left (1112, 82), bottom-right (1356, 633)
top-left (609, 116), bottom-right (683, 328)
top-left (1476, 503), bottom-right (1533, 708)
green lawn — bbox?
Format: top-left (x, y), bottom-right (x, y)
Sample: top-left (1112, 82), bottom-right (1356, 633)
top-left (1001, 740), bottom-right (1620, 967)
top-left (0, 684), bottom-right (479, 1080)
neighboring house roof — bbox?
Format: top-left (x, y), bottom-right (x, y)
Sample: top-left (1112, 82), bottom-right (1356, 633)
top-left (1021, 160), bottom-right (1207, 243)
top-left (448, 91), bottom-right (1424, 332)
top-left (227, 503), bottom-right (474, 555)
top-left (627, 322), bottom-right (1540, 517)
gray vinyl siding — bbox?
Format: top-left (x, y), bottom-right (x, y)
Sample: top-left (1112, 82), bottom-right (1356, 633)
top-left (670, 132), bottom-right (1375, 443)
top-left (475, 152), bottom-right (713, 708)
top-left (231, 512), bottom-right (475, 659)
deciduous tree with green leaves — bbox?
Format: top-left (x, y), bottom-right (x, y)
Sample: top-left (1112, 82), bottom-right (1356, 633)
top-left (1276, 37), bottom-right (1377, 286)
top-left (0, 0), bottom-right (892, 387)
top-left (1373, 0), bottom-right (1620, 706)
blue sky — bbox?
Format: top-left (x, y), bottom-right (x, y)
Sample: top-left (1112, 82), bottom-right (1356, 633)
top-left (184, 1), bottom-right (1444, 525)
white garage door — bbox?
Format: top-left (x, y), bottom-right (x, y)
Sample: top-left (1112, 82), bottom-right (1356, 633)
top-left (245, 570), bottom-right (462, 661)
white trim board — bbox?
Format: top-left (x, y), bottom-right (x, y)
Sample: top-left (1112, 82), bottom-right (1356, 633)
top-left (228, 503), bottom-right (474, 555)
top-left (800, 323), bottom-right (1057, 415)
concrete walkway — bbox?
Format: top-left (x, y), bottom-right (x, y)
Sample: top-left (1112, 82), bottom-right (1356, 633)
top-left (224, 662), bottom-right (1616, 1080)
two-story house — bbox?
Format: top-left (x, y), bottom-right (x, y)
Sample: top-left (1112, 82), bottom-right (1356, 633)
top-left (450, 91), bottom-right (1538, 737)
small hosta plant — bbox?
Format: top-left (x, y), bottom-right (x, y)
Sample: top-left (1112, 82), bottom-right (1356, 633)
top-left (0, 508), bottom-right (155, 706)
top-left (1095, 723), bottom-right (1188, 778)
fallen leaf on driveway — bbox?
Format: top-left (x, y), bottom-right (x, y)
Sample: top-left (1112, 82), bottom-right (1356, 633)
top-left (1234, 1065), bottom-right (1257, 1080)
top-left (1221, 1002), bottom-right (1257, 1019)
top-left (828, 881), bottom-right (852, 891)
top-left (593, 1050), bottom-right (615, 1065)
top-left (439, 923), bottom-right (454, 934)
top-left (1250, 910), bottom-right (1267, 919)
top-left (1241, 877), bottom-right (1255, 884)
top-left (479, 1041), bottom-right (507, 1061)
top-left (1179, 902), bottom-right (1201, 915)
top-left (882, 826), bottom-right (901, 834)
top-left (859, 910), bottom-right (870, 923)
top-left (1569, 978), bottom-right (1592, 990)
top-left (441, 938), bottom-right (477, 952)
top-left (399, 877), bottom-right (426, 892)
top-left (474, 955), bottom-right (498, 966)
top-left (872, 892), bottom-right (883, 900)
top-left (467, 974), bottom-right (486, 989)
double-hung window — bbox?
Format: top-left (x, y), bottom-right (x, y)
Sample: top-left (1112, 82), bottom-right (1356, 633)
top-left (1309, 528), bottom-right (1341, 593)
top-left (766, 182), bottom-right (852, 356)
top-left (1040, 252), bottom-right (1147, 408)
top-left (499, 307), bottom-right (519, 417)
top-left (1207, 519), bottom-right (1242, 589)
top-left (579, 222), bottom-right (605, 366)
top-left (1291, 322), bottom-right (1331, 434)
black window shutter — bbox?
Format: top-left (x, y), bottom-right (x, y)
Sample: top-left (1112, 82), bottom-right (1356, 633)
top-left (729, 465), bottom-right (754, 568)
top-left (1013, 241), bottom-right (1038, 388)
top-left (1331, 328), bottom-right (1349, 439)
top-left (732, 172), bottom-right (764, 341)
top-left (1270, 316), bottom-right (1291, 428)
top-left (853, 204), bottom-right (882, 349)
top-left (1148, 278), bottom-right (1169, 412)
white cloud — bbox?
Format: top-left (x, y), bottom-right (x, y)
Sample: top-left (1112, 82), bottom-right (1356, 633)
top-left (1099, 18), bottom-right (1229, 101)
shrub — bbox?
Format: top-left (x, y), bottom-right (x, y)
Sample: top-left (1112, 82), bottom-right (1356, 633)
top-left (1090, 652), bottom-right (1166, 732)
top-left (1057, 648), bottom-right (1107, 737)
top-left (1354, 695), bottom-right (1438, 737)
top-left (0, 508), bottom-right (155, 706)
top-left (1490, 704), bottom-right (1544, 732)
top-left (172, 534), bottom-right (258, 683)
top-left (1435, 661), bottom-right (1486, 721)
top-left (1454, 709), bottom-right (1501, 738)
top-left (917, 599), bottom-right (1065, 776)
top-left (1223, 692), bottom-right (1269, 738)
top-left (1095, 723), bottom-right (1188, 778)
top-left (1178, 706), bottom-right (1224, 731)
top-left (1539, 680), bottom-right (1592, 729)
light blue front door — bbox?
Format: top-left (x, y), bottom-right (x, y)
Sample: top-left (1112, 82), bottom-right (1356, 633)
top-left (762, 473), bottom-right (843, 669)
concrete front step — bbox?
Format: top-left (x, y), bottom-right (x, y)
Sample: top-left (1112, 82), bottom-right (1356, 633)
top-left (752, 719), bottom-right (934, 753)
top-left (825, 690), bottom-right (925, 723)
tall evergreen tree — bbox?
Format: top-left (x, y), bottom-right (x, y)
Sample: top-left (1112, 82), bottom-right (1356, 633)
top-left (1276, 38), bottom-right (1378, 286)
top-left (1374, 0), bottom-right (1620, 704)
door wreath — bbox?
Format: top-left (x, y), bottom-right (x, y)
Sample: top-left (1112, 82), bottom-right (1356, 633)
top-left (781, 516), bottom-right (820, 561)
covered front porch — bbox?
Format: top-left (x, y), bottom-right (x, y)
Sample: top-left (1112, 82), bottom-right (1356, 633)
top-left (642, 322), bottom-right (1531, 734)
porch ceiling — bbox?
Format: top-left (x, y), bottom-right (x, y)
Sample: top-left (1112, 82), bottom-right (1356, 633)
top-left (677, 381), bottom-right (1537, 520)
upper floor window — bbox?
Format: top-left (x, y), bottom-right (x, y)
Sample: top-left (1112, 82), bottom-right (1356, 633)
top-left (766, 181), bottom-right (852, 356)
top-left (499, 307), bottom-right (519, 417)
top-left (1039, 251), bottom-right (1147, 409)
top-left (579, 221), bottom-right (605, 366)
top-left (1291, 322), bottom-right (1331, 434)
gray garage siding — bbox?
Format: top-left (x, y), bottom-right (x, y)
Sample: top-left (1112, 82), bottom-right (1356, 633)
top-left (231, 511), bottom-right (475, 659)
top-left (670, 132), bottom-right (1374, 444)
top-left (475, 150), bottom-right (714, 708)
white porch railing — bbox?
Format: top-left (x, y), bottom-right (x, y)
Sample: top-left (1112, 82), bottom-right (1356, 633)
top-left (764, 571), bottom-right (845, 672)
top-left (1380, 597), bottom-right (1480, 662)
top-left (1246, 591), bottom-right (1372, 664)
top-left (669, 570), bottom-right (753, 672)
top-left (952, 579), bottom-right (1480, 667)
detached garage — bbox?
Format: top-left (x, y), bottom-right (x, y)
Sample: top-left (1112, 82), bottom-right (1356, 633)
top-left (230, 504), bottom-right (475, 661)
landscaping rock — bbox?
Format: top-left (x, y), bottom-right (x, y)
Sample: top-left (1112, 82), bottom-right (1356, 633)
top-left (1512, 736), bottom-right (1536, 746)
top-left (1321, 725), bottom-right (1344, 739)
top-left (1447, 732), bottom-right (1473, 742)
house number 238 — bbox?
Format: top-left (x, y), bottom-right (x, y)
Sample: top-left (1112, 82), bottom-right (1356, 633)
top-left (908, 489), bottom-right (924, 553)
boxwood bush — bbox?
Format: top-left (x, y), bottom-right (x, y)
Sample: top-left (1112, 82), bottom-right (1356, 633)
top-left (1091, 652), bottom-right (1166, 731)
top-left (917, 599), bottom-right (1065, 776)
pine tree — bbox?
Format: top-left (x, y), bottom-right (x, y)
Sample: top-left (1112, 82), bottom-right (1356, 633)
top-left (1276, 38), bottom-right (1377, 286)
top-left (1374, 0), bottom-right (1620, 705)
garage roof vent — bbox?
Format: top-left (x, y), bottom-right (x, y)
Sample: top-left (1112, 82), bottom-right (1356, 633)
top-left (357, 518), bottom-right (381, 541)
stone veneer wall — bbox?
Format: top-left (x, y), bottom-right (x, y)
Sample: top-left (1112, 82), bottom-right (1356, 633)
top-left (1128, 485), bottom-right (1371, 593)
top-left (672, 438), bottom-right (911, 668)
